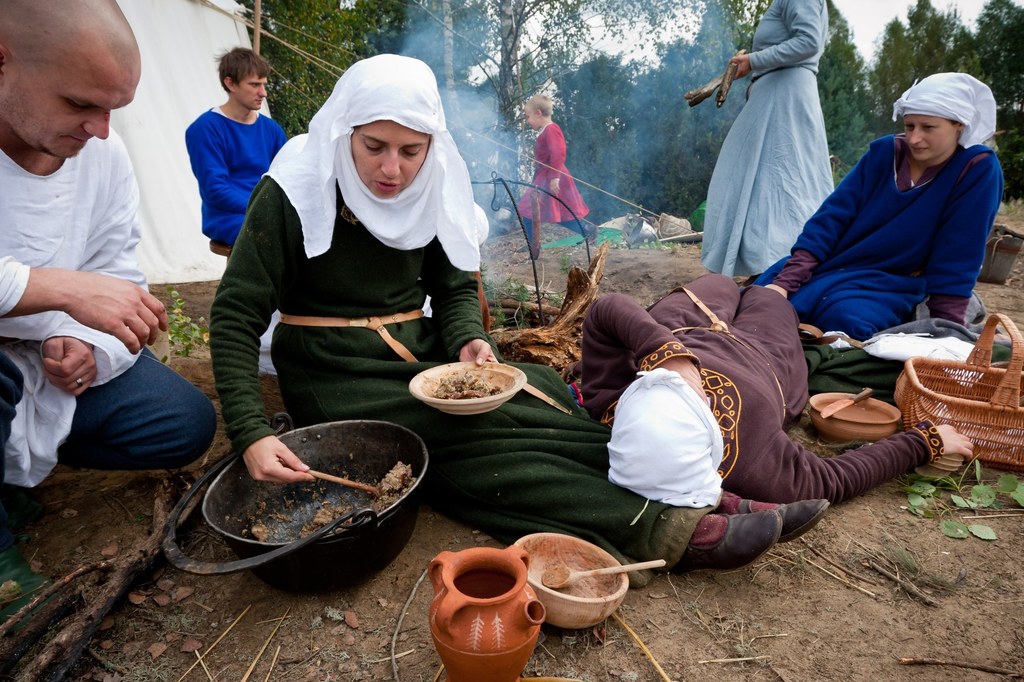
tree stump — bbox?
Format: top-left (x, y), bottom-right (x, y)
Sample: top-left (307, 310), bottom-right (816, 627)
top-left (491, 242), bottom-right (608, 375)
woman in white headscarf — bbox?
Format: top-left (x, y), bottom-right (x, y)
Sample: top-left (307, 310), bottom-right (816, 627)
top-left (210, 55), bottom-right (796, 578)
top-left (755, 72), bottom-right (1004, 340)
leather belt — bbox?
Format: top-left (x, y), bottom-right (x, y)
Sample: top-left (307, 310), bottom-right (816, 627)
top-left (279, 309), bottom-right (573, 414)
top-left (279, 310), bottom-right (424, 362)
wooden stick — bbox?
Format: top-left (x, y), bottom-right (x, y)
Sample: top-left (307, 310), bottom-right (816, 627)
top-left (392, 568), bottom-right (429, 682)
top-left (194, 649), bottom-right (214, 681)
top-left (699, 655), bottom-right (770, 664)
top-left (175, 604), bottom-right (252, 682)
top-left (0, 560), bottom-right (111, 638)
top-left (803, 557), bottom-right (878, 599)
top-left (240, 607), bottom-right (290, 682)
top-left (716, 49), bottom-right (746, 107)
top-left (612, 611), bottom-right (672, 682)
top-left (898, 656), bottom-right (1022, 676)
top-left (307, 469), bottom-right (379, 495)
top-left (262, 645), bottom-right (281, 682)
top-left (799, 540), bottom-right (880, 585)
top-left (864, 559), bottom-right (937, 607)
top-left (18, 480), bottom-right (176, 681)
top-left (684, 73), bottom-right (724, 107)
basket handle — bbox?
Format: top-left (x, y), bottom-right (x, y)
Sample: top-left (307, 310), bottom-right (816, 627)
top-left (965, 313), bottom-right (1023, 408)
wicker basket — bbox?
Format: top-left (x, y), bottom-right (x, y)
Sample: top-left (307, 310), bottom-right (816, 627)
top-left (894, 313), bottom-right (1024, 471)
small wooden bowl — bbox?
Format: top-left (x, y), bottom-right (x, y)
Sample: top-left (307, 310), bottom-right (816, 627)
top-left (409, 362), bottom-right (526, 415)
top-left (808, 392), bottom-right (902, 442)
top-left (513, 532), bottom-right (629, 629)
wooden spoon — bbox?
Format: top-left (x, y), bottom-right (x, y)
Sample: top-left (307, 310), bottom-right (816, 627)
top-left (307, 469), bottom-right (379, 496)
top-left (820, 387), bottom-right (873, 419)
top-left (541, 559), bottom-right (666, 590)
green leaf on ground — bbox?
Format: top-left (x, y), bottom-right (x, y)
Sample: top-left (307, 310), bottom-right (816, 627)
top-left (951, 495), bottom-right (976, 509)
top-left (971, 485), bottom-right (997, 508)
top-left (910, 481), bottom-right (937, 496)
top-left (941, 521), bottom-right (970, 539)
top-left (968, 524), bottom-right (997, 541)
top-left (907, 493), bottom-right (927, 508)
top-left (996, 475), bottom-right (1020, 493)
top-left (1010, 490), bottom-right (1024, 508)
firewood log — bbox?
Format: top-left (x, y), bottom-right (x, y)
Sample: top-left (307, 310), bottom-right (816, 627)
top-left (684, 74), bottom-right (724, 107)
top-left (716, 49), bottom-right (746, 107)
top-left (492, 243), bottom-right (608, 372)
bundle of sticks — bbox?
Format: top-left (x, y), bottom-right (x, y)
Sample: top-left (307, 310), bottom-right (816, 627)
top-left (684, 49), bottom-right (747, 108)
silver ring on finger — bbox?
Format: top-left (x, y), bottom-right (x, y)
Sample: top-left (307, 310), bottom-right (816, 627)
top-left (76, 377), bottom-right (84, 388)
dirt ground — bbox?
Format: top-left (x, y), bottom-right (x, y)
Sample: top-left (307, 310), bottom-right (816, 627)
top-left (7, 215), bottom-right (1024, 681)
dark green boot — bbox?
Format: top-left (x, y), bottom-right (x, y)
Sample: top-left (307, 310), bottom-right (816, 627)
top-left (0, 485), bottom-right (43, 530)
top-left (0, 545), bottom-right (47, 625)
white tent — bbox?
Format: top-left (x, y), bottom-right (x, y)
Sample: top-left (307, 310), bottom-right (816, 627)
top-left (112, 0), bottom-right (258, 285)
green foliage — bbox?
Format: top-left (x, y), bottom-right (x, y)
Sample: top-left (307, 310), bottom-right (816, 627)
top-left (867, 0), bottom-right (980, 136)
top-left (232, 1), bottom-right (1019, 226)
top-left (900, 464), bottom-right (1024, 541)
top-left (717, 0), bottom-right (773, 48)
top-left (976, 0), bottom-right (1024, 126)
top-left (165, 288), bottom-right (209, 359)
top-left (237, 0), bottom-right (407, 137)
top-left (819, 2), bottom-right (873, 179)
top-left (995, 125), bottom-right (1024, 201)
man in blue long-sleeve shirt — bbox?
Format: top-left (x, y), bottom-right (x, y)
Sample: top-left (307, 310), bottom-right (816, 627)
top-left (185, 48), bottom-right (287, 246)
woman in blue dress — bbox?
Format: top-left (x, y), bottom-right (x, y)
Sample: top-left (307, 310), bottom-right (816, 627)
top-left (701, 0), bottom-right (833, 277)
top-left (755, 72), bottom-right (1003, 340)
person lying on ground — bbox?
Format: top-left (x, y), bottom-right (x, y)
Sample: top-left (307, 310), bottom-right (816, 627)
top-left (755, 72), bottom-right (1003, 340)
top-left (580, 274), bottom-right (974, 509)
top-left (210, 54), bottom-right (824, 585)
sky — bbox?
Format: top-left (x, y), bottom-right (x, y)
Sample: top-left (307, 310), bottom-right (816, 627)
top-left (830, 0), bottom-right (1018, 62)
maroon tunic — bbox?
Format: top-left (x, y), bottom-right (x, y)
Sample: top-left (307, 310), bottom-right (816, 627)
top-left (517, 122), bottom-right (589, 223)
top-left (581, 274), bottom-right (942, 504)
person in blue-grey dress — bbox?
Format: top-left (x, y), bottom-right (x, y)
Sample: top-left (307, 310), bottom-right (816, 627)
top-left (700, 0), bottom-right (833, 277)
top-left (755, 73), bottom-right (1003, 340)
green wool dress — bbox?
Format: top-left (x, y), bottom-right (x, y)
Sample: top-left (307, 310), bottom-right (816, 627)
top-left (210, 177), bottom-right (707, 568)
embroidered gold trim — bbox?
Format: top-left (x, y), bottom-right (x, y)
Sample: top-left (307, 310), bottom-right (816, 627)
top-left (911, 421), bottom-right (945, 462)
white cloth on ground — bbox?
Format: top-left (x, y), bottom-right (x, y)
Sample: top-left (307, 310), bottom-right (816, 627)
top-left (862, 333), bottom-right (976, 363)
top-left (266, 54), bottom-right (480, 272)
top-left (608, 369), bottom-right (723, 508)
top-left (0, 130), bottom-right (145, 486)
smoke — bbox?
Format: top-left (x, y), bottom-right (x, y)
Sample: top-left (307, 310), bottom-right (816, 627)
top-left (392, 1), bottom-right (743, 244)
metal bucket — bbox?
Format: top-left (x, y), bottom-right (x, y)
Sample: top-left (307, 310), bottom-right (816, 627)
top-left (978, 224), bottom-right (1023, 285)
top-left (163, 419), bottom-right (428, 592)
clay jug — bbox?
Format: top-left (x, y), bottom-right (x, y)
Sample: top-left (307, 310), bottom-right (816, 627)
top-left (429, 545), bottom-right (546, 682)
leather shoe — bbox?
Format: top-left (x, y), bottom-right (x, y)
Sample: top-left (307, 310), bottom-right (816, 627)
top-left (675, 510), bottom-right (783, 573)
top-left (739, 498), bottom-right (830, 543)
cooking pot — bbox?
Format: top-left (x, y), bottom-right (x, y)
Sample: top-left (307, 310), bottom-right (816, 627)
top-left (162, 419), bottom-right (428, 592)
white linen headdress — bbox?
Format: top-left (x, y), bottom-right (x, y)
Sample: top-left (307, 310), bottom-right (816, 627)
top-left (266, 54), bottom-right (480, 270)
top-left (892, 72), bottom-right (996, 148)
top-left (607, 369), bottom-right (724, 509)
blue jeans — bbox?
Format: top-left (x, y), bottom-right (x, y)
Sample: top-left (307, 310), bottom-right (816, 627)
top-left (59, 349), bottom-right (216, 470)
top-left (0, 352), bottom-right (25, 553)
top-left (1, 349), bottom-right (216, 551)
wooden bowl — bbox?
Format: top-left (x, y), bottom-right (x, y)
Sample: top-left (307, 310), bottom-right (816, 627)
top-left (409, 362), bottom-right (527, 415)
top-left (513, 532), bottom-right (629, 629)
top-left (808, 392), bottom-right (902, 442)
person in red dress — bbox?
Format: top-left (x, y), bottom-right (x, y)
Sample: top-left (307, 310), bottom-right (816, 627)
top-left (517, 94), bottom-right (590, 246)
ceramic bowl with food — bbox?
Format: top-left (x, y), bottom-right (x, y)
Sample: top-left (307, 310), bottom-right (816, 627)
top-left (513, 532), bottom-right (629, 629)
top-left (808, 392), bottom-right (902, 442)
top-left (409, 362), bottom-right (527, 415)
